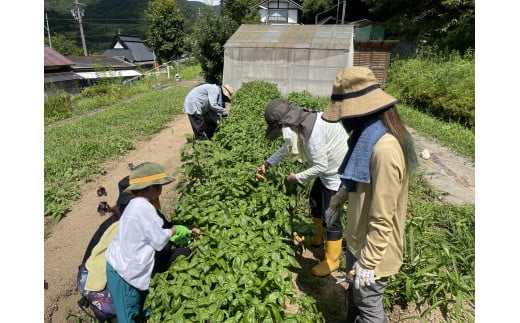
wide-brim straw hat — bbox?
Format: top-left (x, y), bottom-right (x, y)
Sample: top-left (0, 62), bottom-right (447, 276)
top-left (264, 98), bottom-right (290, 140)
top-left (116, 175), bottom-right (133, 206)
top-left (322, 66), bottom-right (398, 122)
top-left (221, 84), bottom-right (234, 100)
top-left (125, 162), bottom-right (174, 192)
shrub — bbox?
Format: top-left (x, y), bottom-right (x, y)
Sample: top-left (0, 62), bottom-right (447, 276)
top-left (44, 92), bottom-right (73, 123)
top-left (386, 48), bottom-right (475, 130)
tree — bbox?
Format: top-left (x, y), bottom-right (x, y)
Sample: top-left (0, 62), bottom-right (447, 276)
top-left (192, 6), bottom-right (237, 83)
top-left (361, 0), bottom-right (474, 52)
top-left (144, 0), bottom-right (186, 63)
top-left (44, 33), bottom-right (84, 56)
top-left (301, 0), bottom-right (333, 24)
top-left (221, 0), bottom-right (259, 25)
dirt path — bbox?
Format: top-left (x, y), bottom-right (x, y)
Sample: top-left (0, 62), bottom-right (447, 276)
top-left (408, 127), bottom-right (474, 205)
top-left (44, 97), bottom-right (474, 322)
top-left (44, 113), bottom-right (193, 323)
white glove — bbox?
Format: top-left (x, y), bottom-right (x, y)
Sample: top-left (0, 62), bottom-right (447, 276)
top-left (353, 261), bottom-right (375, 289)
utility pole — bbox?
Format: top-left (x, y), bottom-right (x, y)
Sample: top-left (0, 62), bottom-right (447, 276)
top-left (341, 0), bottom-right (346, 25)
top-left (45, 12), bottom-right (52, 48)
top-left (71, 0), bottom-right (88, 56)
top-left (336, 0), bottom-right (346, 24)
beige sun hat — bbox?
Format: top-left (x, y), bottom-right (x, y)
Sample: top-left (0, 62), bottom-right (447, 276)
top-left (221, 84), bottom-right (234, 100)
top-left (322, 66), bottom-right (398, 122)
top-left (125, 162), bottom-right (174, 192)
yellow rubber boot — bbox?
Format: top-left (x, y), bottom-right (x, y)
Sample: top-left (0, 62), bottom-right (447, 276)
top-left (311, 239), bottom-right (342, 276)
top-left (310, 217), bottom-right (324, 247)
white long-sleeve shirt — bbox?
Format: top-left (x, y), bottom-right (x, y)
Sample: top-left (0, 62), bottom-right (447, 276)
top-left (105, 197), bottom-right (172, 290)
top-left (266, 112), bottom-right (349, 190)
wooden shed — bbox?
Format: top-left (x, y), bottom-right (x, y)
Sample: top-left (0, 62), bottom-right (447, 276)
top-left (353, 40), bottom-right (399, 87)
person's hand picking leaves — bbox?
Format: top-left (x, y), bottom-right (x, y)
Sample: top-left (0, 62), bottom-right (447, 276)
top-left (170, 225), bottom-right (192, 247)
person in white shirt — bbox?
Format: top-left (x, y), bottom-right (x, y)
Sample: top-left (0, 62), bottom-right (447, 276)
top-left (257, 98), bottom-right (349, 276)
top-left (105, 162), bottom-right (189, 323)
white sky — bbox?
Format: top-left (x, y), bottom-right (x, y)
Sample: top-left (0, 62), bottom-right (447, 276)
top-left (189, 0), bottom-right (221, 6)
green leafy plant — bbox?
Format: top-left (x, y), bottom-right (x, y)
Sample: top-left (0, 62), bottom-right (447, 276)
top-left (386, 48), bottom-right (475, 130)
top-left (149, 80), bottom-right (325, 321)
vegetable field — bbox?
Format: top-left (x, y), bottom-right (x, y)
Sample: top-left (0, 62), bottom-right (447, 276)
top-left (145, 79), bottom-right (474, 322)
top-left (147, 81), bottom-right (324, 322)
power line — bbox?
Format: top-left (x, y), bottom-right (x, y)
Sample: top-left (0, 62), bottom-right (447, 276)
top-left (46, 18), bottom-right (147, 21)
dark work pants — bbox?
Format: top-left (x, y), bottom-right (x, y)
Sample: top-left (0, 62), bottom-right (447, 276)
top-left (309, 178), bottom-right (343, 241)
top-left (188, 113), bottom-right (218, 140)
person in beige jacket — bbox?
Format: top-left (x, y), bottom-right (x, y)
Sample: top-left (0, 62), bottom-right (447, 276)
top-left (322, 66), bottom-right (418, 323)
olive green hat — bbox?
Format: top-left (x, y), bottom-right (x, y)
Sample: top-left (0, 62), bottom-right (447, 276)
top-left (125, 162), bottom-right (174, 192)
top-left (322, 66), bottom-right (398, 122)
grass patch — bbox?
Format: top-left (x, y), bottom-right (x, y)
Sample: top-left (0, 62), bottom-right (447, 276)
top-left (398, 104), bottom-right (474, 161)
top-left (44, 86), bottom-right (190, 220)
top-left (384, 173), bottom-right (475, 322)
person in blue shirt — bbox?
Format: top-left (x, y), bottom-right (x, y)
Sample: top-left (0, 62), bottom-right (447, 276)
top-left (183, 83), bottom-right (234, 141)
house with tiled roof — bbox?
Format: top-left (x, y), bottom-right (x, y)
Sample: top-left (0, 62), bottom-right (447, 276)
top-left (102, 34), bottom-right (156, 67)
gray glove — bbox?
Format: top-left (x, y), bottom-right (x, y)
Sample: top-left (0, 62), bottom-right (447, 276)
top-left (324, 188), bottom-right (348, 227)
top-left (325, 207), bottom-right (341, 228)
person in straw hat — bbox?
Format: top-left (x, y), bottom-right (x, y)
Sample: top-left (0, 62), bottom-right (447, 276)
top-left (105, 162), bottom-right (193, 323)
top-left (322, 66), bottom-right (418, 323)
top-left (183, 83), bottom-right (234, 141)
top-left (257, 98), bottom-right (349, 277)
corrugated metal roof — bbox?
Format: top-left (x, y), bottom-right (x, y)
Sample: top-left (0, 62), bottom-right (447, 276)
top-left (44, 71), bottom-right (83, 83)
top-left (75, 70), bottom-right (143, 79)
top-left (67, 55), bottom-right (137, 71)
top-left (44, 47), bottom-right (75, 68)
top-left (224, 24), bottom-right (354, 50)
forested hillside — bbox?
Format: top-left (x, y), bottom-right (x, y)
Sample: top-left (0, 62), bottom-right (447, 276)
top-left (44, 0), bottom-right (473, 58)
top-left (44, 0), bottom-right (217, 53)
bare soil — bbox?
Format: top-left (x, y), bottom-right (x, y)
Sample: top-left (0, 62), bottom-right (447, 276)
top-left (44, 83), bottom-right (475, 323)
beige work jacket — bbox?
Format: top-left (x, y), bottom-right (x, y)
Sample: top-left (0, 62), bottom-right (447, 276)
top-left (343, 133), bottom-right (409, 278)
